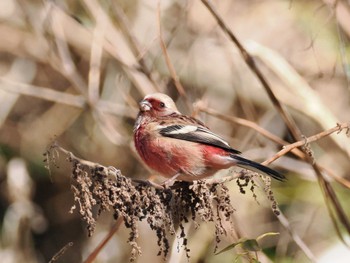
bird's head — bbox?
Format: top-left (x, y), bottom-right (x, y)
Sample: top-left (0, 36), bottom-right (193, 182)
top-left (139, 93), bottom-right (179, 117)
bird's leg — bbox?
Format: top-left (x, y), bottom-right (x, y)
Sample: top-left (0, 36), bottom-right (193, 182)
top-left (132, 178), bottom-right (164, 189)
top-left (162, 173), bottom-right (181, 189)
top-left (132, 173), bottom-right (181, 189)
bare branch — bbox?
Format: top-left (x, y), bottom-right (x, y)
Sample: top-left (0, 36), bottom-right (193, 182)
top-left (263, 122), bottom-right (350, 165)
top-left (200, 0), bottom-right (301, 141)
top-left (157, 3), bottom-right (192, 111)
top-left (83, 219), bottom-right (123, 263)
top-left (0, 77), bottom-right (86, 108)
top-left (0, 77), bottom-right (136, 118)
top-left (49, 242), bottom-right (74, 263)
top-left (200, 0), bottom-right (350, 249)
top-left (277, 213), bottom-right (317, 262)
top-left (112, 3), bottom-right (161, 91)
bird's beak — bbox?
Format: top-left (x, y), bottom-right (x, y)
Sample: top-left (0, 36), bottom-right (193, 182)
top-left (139, 100), bottom-right (152, 112)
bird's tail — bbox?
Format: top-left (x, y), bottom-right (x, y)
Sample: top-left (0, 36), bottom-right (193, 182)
top-left (231, 154), bottom-right (285, 181)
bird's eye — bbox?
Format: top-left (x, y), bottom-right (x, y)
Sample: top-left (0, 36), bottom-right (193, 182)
top-left (159, 102), bottom-right (165, 108)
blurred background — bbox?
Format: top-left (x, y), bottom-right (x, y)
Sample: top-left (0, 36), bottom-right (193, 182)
top-left (0, 0), bottom-right (350, 262)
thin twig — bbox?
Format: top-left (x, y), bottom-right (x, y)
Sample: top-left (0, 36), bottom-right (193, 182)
top-left (209, 109), bottom-right (350, 189)
top-left (0, 77), bottom-right (136, 118)
top-left (196, 102), bottom-right (350, 189)
top-left (0, 77), bottom-right (137, 118)
top-left (321, 166), bottom-right (350, 189)
top-left (56, 144), bottom-right (102, 168)
top-left (200, 0), bottom-right (301, 141)
top-left (157, 2), bottom-right (192, 111)
top-left (195, 102), bottom-right (288, 146)
top-left (204, 123), bottom-right (349, 187)
top-left (83, 218), bottom-right (123, 263)
top-left (82, 0), bottom-right (158, 95)
top-left (263, 122), bottom-right (350, 165)
top-left (112, 3), bottom-right (161, 91)
top-left (196, 102), bottom-right (305, 160)
top-left (88, 10), bottom-right (105, 104)
top-left (86, 3), bottom-right (125, 144)
top-left (48, 1), bottom-right (88, 96)
top-left (201, 0), bottom-right (350, 250)
top-left (48, 4), bottom-right (126, 145)
top-left (49, 242), bottom-right (74, 263)
top-left (245, 40), bottom-right (350, 158)
top-left (0, 77), bottom-right (86, 108)
top-left (277, 213), bottom-right (317, 262)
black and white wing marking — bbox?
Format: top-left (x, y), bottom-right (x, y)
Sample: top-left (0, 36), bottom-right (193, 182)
top-left (159, 124), bottom-right (241, 154)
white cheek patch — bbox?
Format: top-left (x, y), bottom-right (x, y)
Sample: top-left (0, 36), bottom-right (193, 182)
top-left (167, 125), bottom-right (197, 134)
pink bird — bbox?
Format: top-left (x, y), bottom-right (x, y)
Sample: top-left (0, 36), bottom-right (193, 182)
top-left (134, 93), bottom-right (284, 184)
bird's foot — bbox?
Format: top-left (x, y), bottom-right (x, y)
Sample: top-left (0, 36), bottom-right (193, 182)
top-left (161, 173), bottom-right (181, 189)
top-left (132, 178), bottom-right (164, 189)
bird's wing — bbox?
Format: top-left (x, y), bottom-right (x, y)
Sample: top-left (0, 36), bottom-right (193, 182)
top-left (158, 118), bottom-right (241, 154)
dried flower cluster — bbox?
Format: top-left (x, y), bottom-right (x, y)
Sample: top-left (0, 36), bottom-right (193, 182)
top-left (44, 144), bottom-right (239, 261)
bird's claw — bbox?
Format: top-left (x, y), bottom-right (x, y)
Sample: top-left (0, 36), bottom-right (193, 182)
top-left (161, 173), bottom-right (181, 189)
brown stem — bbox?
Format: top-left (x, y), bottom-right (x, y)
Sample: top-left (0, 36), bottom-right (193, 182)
top-left (83, 218), bottom-right (123, 263)
top-left (157, 3), bottom-right (192, 111)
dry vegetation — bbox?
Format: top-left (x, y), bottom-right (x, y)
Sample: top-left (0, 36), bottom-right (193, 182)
top-left (0, 0), bottom-right (350, 262)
